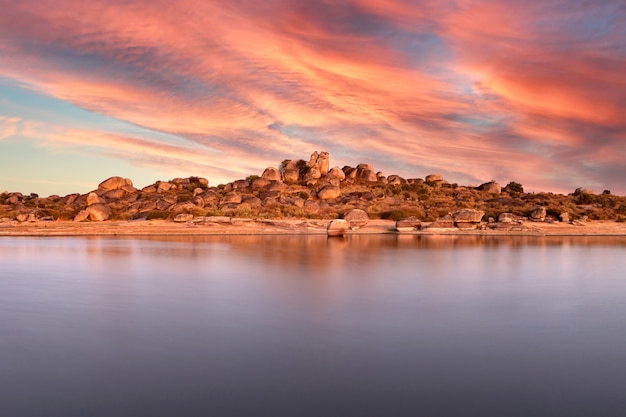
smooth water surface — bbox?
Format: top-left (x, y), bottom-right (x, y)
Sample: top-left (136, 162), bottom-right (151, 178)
top-left (1, 235), bottom-right (626, 416)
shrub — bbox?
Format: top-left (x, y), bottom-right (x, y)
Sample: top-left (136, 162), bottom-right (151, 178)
top-left (146, 210), bottom-right (170, 220)
top-left (503, 181), bottom-right (524, 194)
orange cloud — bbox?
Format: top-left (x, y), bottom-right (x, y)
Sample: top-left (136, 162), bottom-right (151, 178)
top-left (0, 0), bottom-right (624, 194)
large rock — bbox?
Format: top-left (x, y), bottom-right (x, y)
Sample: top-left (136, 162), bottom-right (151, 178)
top-left (304, 167), bottom-right (322, 181)
top-left (477, 181), bottom-right (501, 194)
top-left (282, 169), bottom-right (300, 183)
top-left (327, 167), bottom-right (346, 180)
top-left (221, 193), bottom-right (243, 205)
top-left (318, 185), bottom-right (341, 200)
top-left (98, 176), bottom-right (133, 191)
top-left (387, 175), bottom-right (406, 186)
top-left (357, 168), bottom-right (378, 182)
top-left (173, 213), bottom-right (194, 223)
top-left (86, 203), bottom-right (111, 221)
top-left (87, 192), bottom-right (106, 206)
top-left (157, 182), bottom-right (173, 193)
top-left (453, 209), bottom-right (484, 223)
top-left (428, 214), bottom-right (455, 229)
top-left (498, 213), bottom-right (518, 223)
top-left (344, 209), bottom-right (369, 229)
top-left (396, 217), bottom-right (421, 232)
top-left (327, 219), bottom-right (349, 237)
top-left (530, 206), bottom-right (546, 221)
top-left (425, 174), bottom-right (444, 182)
top-left (262, 167), bottom-right (282, 182)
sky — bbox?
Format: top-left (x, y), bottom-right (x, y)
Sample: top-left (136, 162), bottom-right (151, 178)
top-left (1, 0), bottom-right (625, 197)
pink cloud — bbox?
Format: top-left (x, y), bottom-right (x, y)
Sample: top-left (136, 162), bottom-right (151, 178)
top-left (0, 0), bottom-right (624, 194)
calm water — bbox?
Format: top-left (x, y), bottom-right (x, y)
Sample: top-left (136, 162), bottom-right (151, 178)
top-left (1, 235), bottom-right (626, 416)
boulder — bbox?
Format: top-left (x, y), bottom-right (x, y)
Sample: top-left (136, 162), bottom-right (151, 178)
top-left (87, 192), bottom-right (106, 206)
top-left (327, 167), bottom-right (346, 180)
top-left (73, 210), bottom-right (90, 222)
top-left (16, 213), bottom-right (28, 222)
top-left (157, 182), bottom-right (173, 193)
top-left (327, 219), bottom-right (349, 237)
top-left (262, 167), bottom-right (282, 182)
top-left (142, 184), bottom-right (158, 193)
top-left (453, 209), bottom-right (484, 223)
top-left (477, 181), bottom-right (501, 194)
top-left (530, 206), bottom-right (546, 221)
top-left (343, 166), bottom-right (358, 179)
top-left (357, 168), bottom-right (378, 182)
top-left (173, 213), bottom-right (194, 223)
top-left (396, 217), bottom-right (421, 232)
top-left (192, 196), bottom-right (205, 208)
top-left (282, 169), bottom-right (300, 183)
top-left (318, 185), bottom-right (341, 200)
top-left (221, 193), bottom-right (242, 205)
top-left (344, 209), bottom-right (369, 229)
top-left (305, 167), bottom-right (321, 181)
top-left (98, 176), bottom-right (133, 191)
top-left (425, 174), bottom-right (444, 183)
top-left (86, 203), bottom-right (111, 221)
top-left (387, 175), bottom-right (406, 186)
top-left (103, 189), bottom-right (126, 201)
top-left (428, 214), bottom-right (455, 229)
top-left (559, 212), bottom-right (570, 223)
top-left (240, 197), bottom-right (262, 207)
top-left (252, 178), bottom-right (271, 190)
top-left (498, 213), bottom-right (518, 223)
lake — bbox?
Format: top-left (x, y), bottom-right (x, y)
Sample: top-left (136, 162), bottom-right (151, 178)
top-left (1, 235), bottom-right (626, 416)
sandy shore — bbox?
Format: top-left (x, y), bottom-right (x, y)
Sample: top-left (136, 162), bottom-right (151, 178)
top-left (2, 218), bottom-right (626, 237)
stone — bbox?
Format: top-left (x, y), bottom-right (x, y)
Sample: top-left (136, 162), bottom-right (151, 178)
top-left (357, 168), bottom-right (378, 182)
top-left (87, 192), bottom-right (106, 206)
top-left (327, 167), bottom-right (346, 180)
top-left (98, 176), bottom-right (133, 191)
top-left (344, 209), bottom-right (369, 229)
top-left (6, 195), bottom-right (20, 205)
top-left (498, 213), bottom-right (518, 223)
top-left (86, 203), bottom-right (111, 221)
top-left (282, 169), bottom-right (300, 183)
top-left (305, 167), bottom-right (321, 181)
top-left (142, 184), bottom-right (158, 193)
top-left (573, 216), bottom-right (588, 226)
top-left (240, 197), bottom-right (262, 207)
top-left (173, 213), bottom-right (194, 223)
top-left (530, 206), bottom-right (546, 221)
top-left (318, 185), bottom-right (341, 200)
top-left (453, 209), bottom-right (484, 223)
top-left (262, 167), bottom-right (282, 182)
top-left (425, 174), bottom-right (444, 183)
top-left (16, 213), bottom-right (28, 222)
top-left (63, 193), bottom-right (80, 205)
top-left (221, 193), bottom-right (242, 205)
top-left (197, 178), bottom-right (209, 186)
top-left (157, 182), bottom-right (173, 193)
top-left (559, 212), bottom-right (570, 223)
top-left (327, 219), bottom-right (349, 237)
top-left (192, 196), bottom-right (205, 208)
top-left (74, 210), bottom-right (90, 222)
top-left (193, 187), bottom-right (204, 196)
top-left (396, 217), bottom-right (421, 232)
top-left (387, 175), bottom-right (406, 186)
top-left (103, 189), bottom-right (126, 200)
top-left (252, 178), bottom-right (271, 190)
top-left (317, 152), bottom-right (330, 175)
top-left (477, 181), bottom-right (501, 194)
top-left (343, 166), bottom-right (358, 179)
top-left (428, 214), bottom-right (455, 229)
top-left (232, 179), bottom-right (250, 191)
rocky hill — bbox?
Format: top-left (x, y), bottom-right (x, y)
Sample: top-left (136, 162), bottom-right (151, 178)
top-left (2, 151), bottom-right (626, 230)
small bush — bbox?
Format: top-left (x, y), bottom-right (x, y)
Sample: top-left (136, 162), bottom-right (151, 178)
top-left (146, 210), bottom-right (170, 220)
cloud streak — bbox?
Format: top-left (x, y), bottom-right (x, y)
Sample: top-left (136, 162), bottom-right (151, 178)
top-left (0, 0), bottom-right (625, 194)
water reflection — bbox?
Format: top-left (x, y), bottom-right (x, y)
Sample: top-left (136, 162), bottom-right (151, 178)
top-left (1, 236), bottom-right (626, 416)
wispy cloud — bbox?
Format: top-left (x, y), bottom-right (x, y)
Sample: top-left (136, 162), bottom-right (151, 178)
top-left (0, 0), bottom-right (624, 194)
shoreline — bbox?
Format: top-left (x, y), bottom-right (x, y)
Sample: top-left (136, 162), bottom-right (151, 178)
top-left (2, 219), bottom-right (626, 237)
